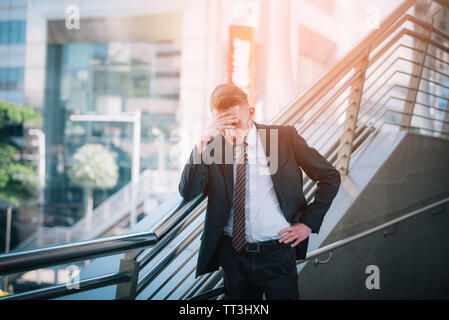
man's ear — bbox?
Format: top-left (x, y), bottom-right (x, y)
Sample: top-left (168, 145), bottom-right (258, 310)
top-left (249, 106), bottom-right (255, 120)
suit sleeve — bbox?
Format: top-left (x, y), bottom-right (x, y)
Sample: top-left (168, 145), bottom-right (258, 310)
top-left (288, 125), bottom-right (341, 233)
top-left (178, 146), bottom-right (210, 201)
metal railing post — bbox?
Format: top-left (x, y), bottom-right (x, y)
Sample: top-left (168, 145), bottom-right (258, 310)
top-left (400, 3), bottom-right (434, 130)
top-left (115, 250), bottom-right (141, 300)
top-left (336, 51), bottom-right (370, 175)
top-left (3, 206), bottom-right (12, 290)
top-left (442, 108), bottom-right (449, 137)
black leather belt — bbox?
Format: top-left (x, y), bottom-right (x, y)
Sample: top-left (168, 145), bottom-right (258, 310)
top-left (222, 234), bottom-right (288, 253)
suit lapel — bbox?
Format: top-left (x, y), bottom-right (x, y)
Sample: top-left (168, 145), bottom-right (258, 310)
top-left (218, 134), bottom-right (234, 209)
top-left (254, 121), bottom-right (287, 214)
top-left (253, 121), bottom-right (269, 160)
top-left (218, 121), bottom-right (286, 213)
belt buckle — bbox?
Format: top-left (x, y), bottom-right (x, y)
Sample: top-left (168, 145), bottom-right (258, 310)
top-left (245, 242), bottom-right (260, 253)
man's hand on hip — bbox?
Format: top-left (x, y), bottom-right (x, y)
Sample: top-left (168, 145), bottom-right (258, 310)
top-left (277, 223), bottom-right (312, 247)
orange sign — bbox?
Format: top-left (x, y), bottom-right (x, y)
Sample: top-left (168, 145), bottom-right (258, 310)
top-left (227, 25), bottom-right (255, 107)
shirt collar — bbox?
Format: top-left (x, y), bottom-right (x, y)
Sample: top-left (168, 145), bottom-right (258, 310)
top-left (246, 120), bottom-right (257, 146)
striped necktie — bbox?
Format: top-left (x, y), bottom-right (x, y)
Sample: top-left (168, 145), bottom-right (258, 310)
top-left (232, 139), bottom-right (248, 253)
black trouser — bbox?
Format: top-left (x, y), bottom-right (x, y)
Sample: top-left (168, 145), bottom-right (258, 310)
top-left (218, 234), bottom-right (299, 300)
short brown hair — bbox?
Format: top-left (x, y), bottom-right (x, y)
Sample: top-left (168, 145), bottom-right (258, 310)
top-left (210, 83), bottom-right (248, 112)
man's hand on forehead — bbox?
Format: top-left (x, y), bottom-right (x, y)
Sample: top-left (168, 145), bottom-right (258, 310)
top-left (215, 112), bottom-right (239, 121)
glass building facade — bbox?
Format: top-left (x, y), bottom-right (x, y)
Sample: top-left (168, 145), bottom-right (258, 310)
top-left (0, 19), bottom-right (26, 104)
top-left (429, 77), bottom-right (449, 134)
top-left (0, 20), bottom-right (26, 44)
top-left (44, 40), bottom-right (181, 225)
top-left (0, 67), bottom-right (24, 91)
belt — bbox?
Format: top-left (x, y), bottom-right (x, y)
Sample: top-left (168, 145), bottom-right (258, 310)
top-left (222, 234), bottom-right (289, 253)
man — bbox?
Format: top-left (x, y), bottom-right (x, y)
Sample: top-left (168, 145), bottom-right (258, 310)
top-left (178, 84), bottom-right (341, 299)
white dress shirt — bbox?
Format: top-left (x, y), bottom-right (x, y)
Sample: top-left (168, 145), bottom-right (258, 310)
top-left (223, 121), bottom-right (291, 242)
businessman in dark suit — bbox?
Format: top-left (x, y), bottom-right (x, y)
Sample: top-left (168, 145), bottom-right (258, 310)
top-left (179, 84), bottom-right (341, 299)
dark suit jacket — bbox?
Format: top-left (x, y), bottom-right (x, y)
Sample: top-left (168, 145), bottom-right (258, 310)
top-left (178, 121), bottom-right (341, 277)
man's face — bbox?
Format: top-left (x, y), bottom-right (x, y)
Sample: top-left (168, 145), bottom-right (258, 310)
top-left (212, 104), bottom-right (255, 145)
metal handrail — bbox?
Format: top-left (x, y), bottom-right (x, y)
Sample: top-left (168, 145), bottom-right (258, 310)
top-left (0, 231), bottom-right (158, 276)
top-left (271, 0), bottom-right (419, 125)
top-left (0, 272), bottom-right (131, 300)
top-left (136, 195), bottom-right (206, 269)
top-left (288, 31), bottom-right (447, 141)
top-left (190, 196), bottom-right (449, 300)
top-left (274, 6), bottom-right (448, 140)
top-left (136, 216), bottom-right (204, 296)
top-left (300, 196), bottom-right (449, 263)
top-left (0, 193), bottom-right (206, 299)
top-left (178, 269), bottom-right (215, 300)
top-left (149, 247), bottom-right (199, 300)
top-left (14, 169), bottom-right (153, 251)
top-left (287, 18), bottom-right (447, 164)
top-left (187, 287), bottom-right (226, 301)
top-left (150, 195), bottom-right (205, 241)
top-left (183, 269), bottom-right (223, 300)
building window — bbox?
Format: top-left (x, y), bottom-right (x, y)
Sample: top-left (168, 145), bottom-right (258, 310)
top-left (44, 40), bottom-right (181, 219)
top-left (0, 67), bottom-right (25, 91)
top-left (0, 20), bottom-right (27, 44)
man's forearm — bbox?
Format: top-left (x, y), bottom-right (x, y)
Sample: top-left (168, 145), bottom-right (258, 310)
top-left (288, 125), bottom-right (341, 233)
top-left (298, 172), bottom-right (341, 233)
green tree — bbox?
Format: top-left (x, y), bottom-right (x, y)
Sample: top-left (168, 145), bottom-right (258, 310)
top-left (0, 100), bottom-right (43, 206)
top-left (68, 143), bottom-right (119, 230)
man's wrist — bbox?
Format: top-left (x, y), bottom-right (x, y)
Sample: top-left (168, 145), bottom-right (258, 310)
top-left (298, 214), bottom-right (318, 234)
